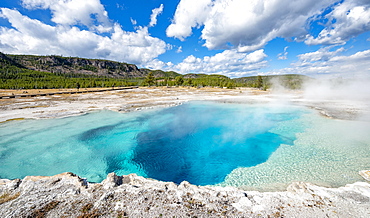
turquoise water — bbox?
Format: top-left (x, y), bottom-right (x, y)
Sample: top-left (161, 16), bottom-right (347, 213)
top-left (0, 102), bottom-right (306, 185)
top-left (1, 101), bottom-right (370, 190)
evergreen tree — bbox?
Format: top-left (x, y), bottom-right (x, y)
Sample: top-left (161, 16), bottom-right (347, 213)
top-left (175, 76), bottom-right (184, 86)
top-left (144, 72), bottom-right (156, 86)
top-left (185, 78), bottom-right (193, 87)
top-left (256, 75), bottom-right (263, 89)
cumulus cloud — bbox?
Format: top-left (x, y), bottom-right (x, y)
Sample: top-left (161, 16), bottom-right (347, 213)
top-left (148, 49), bottom-right (268, 78)
top-left (167, 0), bottom-right (334, 51)
top-left (166, 0), bottom-right (213, 41)
top-left (149, 4), bottom-right (164, 27)
top-left (296, 47), bottom-right (344, 63)
top-left (145, 59), bottom-right (174, 71)
top-left (21, 0), bottom-right (112, 32)
top-left (167, 0), bottom-right (370, 52)
top-left (0, 7), bottom-right (167, 64)
top-left (268, 47), bottom-right (370, 78)
top-left (305, 0), bottom-right (370, 45)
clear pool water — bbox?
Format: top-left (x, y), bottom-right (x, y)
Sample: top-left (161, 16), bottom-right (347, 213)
top-left (1, 101), bottom-right (369, 191)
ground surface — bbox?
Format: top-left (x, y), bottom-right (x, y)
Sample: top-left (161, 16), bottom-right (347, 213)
top-left (0, 87), bottom-right (258, 122)
top-left (1, 86), bottom-right (369, 122)
top-left (1, 87), bottom-right (370, 217)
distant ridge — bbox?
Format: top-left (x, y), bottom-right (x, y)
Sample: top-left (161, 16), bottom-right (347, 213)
top-left (0, 52), bottom-right (179, 78)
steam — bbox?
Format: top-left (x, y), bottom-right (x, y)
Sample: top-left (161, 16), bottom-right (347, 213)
top-left (268, 76), bottom-right (370, 121)
top-left (300, 77), bottom-right (368, 100)
top-left (219, 76), bottom-right (370, 190)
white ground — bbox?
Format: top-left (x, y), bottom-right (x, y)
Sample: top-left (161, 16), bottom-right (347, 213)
top-left (1, 86), bottom-right (370, 123)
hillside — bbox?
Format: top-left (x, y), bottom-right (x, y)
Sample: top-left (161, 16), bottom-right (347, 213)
top-left (1, 53), bottom-right (179, 79)
top-left (0, 52), bottom-right (311, 90)
top-left (0, 52), bottom-right (25, 69)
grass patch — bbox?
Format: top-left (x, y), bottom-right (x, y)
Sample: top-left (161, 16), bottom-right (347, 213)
top-left (29, 201), bottom-right (60, 218)
top-left (80, 203), bottom-right (94, 213)
top-left (77, 203), bottom-right (104, 218)
top-left (0, 192), bottom-right (20, 204)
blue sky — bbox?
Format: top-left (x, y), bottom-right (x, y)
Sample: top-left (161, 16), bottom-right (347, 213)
top-left (0, 0), bottom-right (369, 78)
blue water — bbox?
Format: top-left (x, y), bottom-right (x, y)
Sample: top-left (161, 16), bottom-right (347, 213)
top-left (0, 101), bottom-right (307, 185)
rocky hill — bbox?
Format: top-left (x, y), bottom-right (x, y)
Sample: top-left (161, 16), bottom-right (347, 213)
top-left (0, 53), bottom-right (180, 78)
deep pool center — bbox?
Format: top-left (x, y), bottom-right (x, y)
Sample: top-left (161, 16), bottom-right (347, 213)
top-left (1, 101), bottom-right (370, 191)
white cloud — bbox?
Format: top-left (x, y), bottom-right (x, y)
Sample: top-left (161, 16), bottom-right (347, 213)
top-left (144, 59), bottom-right (174, 70)
top-left (296, 47), bottom-right (344, 63)
top-left (176, 46), bottom-right (183, 53)
top-left (167, 0), bottom-right (334, 51)
top-left (149, 4), bottom-right (164, 27)
top-left (148, 49), bottom-right (268, 78)
top-left (166, 0), bottom-right (213, 41)
top-left (21, 0), bottom-right (112, 33)
top-left (130, 18), bottom-right (137, 26)
top-left (268, 48), bottom-right (370, 78)
top-left (0, 8), bottom-right (60, 54)
top-left (0, 8), bottom-right (167, 64)
top-left (306, 0), bottom-right (370, 45)
top-left (278, 46), bottom-right (289, 60)
top-left (116, 3), bottom-right (124, 10)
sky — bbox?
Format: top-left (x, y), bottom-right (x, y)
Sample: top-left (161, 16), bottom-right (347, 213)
top-left (0, 0), bottom-right (369, 78)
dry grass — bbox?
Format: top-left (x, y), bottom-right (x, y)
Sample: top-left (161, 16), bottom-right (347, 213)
top-left (0, 192), bottom-right (21, 204)
top-left (77, 203), bottom-right (103, 218)
top-left (29, 201), bottom-right (60, 218)
top-left (0, 118), bottom-right (25, 124)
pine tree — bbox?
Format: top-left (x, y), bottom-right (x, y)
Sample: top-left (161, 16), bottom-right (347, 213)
top-left (175, 76), bottom-right (184, 86)
top-left (144, 72), bottom-right (155, 86)
top-left (256, 75), bottom-right (263, 89)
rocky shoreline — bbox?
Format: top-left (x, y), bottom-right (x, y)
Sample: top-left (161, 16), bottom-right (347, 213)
top-left (0, 172), bottom-right (369, 217)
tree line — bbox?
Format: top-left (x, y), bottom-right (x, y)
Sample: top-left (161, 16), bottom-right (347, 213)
top-left (0, 66), bottom-right (308, 90)
top-left (0, 67), bottom-right (136, 89)
top-left (0, 68), bottom-right (241, 89)
top-left (142, 72), bottom-right (238, 89)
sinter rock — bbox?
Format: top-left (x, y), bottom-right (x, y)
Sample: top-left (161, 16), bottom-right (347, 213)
top-left (1, 172), bottom-right (370, 217)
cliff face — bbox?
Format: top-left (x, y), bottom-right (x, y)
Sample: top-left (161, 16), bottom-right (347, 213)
top-left (0, 53), bottom-right (180, 78)
top-left (9, 55), bottom-right (144, 78)
top-left (1, 172), bottom-right (370, 217)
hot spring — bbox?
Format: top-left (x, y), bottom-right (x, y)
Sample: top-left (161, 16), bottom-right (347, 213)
top-left (1, 101), bottom-right (369, 191)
